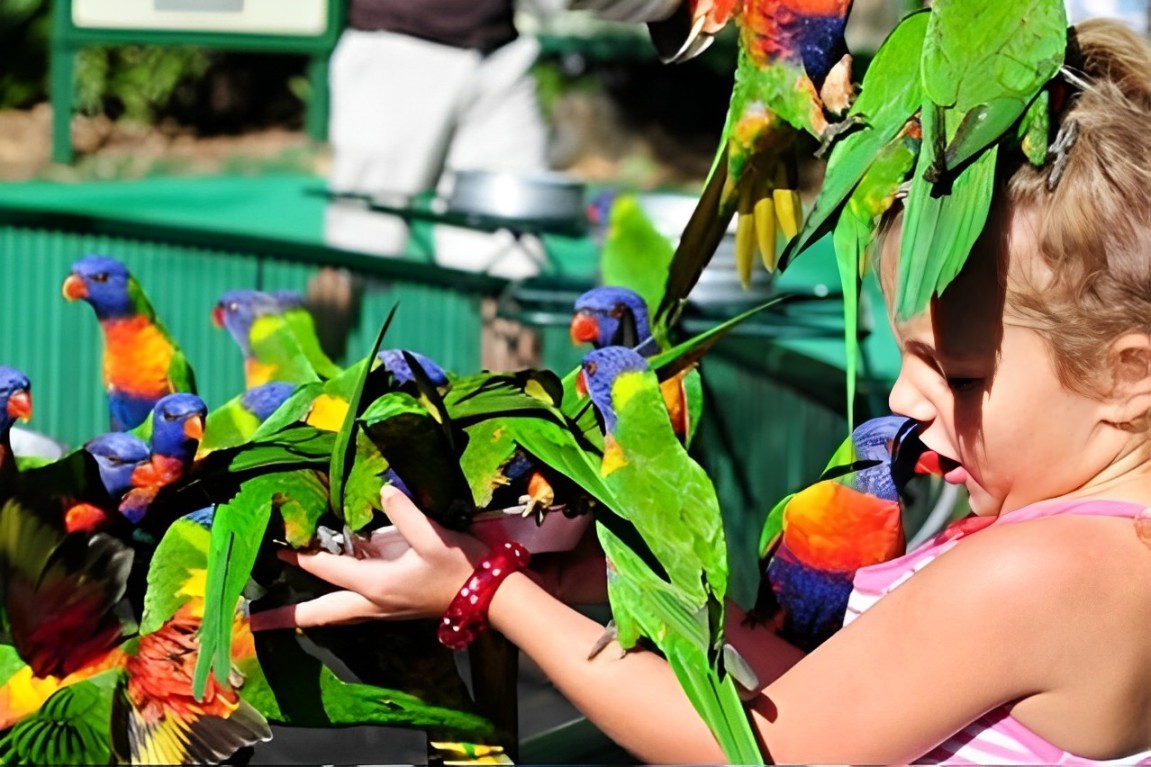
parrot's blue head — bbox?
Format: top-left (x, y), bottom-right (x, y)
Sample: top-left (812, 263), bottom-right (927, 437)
top-left (570, 287), bottom-right (652, 352)
top-left (85, 431), bottom-right (151, 499)
top-left (182, 506), bottom-right (216, 529)
top-left (271, 290), bottom-right (307, 311)
top-left (212, 289), bottom-right (283, 355)
top-left (150, 393), bottom-right (207, 462)
top-left (377, 349), bottom-right (449, 388)
top-left (241, 381), bottom-right (296, 422)
top-left (63, 255), bottom-right (137, 320)
top-left (845, 416), bottom-right (927, 501)
top-left (0, 366), bottom-right (32, 436)
top-left (577, 345), bottom-right (649, 433)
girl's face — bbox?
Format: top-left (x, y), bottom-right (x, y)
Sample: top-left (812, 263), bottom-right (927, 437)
top-left (881, 213), bottom-right (1110, 517)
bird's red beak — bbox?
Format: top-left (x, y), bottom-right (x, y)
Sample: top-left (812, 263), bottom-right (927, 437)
top-left (211, 305), bottom-right (225, 328)
top-left (62, 274), bottom-right (87, 301)
top-left (570, 312), bottom-right (599, 346)
top-left (575, 370), bottom-right (588, 398)
top-left (7, 390), bottom-right (31, 421)
top-left (184, 415), bottom-right (204, 442)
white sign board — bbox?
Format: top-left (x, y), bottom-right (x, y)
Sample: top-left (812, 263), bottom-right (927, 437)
top-left (73, 0), bottom-right (329, 36)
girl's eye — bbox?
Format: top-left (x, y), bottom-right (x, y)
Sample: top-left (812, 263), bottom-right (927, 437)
top-left (947, 377), bottom-right (983, 394)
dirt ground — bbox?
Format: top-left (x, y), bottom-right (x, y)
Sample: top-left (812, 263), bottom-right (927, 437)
top-left (0, 103), bottom-right (328, 183)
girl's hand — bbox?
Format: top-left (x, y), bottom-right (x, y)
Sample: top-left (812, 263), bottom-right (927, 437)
top-left (249, 485), bottom-right (490, 630)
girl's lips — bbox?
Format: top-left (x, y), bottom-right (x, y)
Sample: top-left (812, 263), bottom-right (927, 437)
top-left (943, 465), bottom-right (970, 485)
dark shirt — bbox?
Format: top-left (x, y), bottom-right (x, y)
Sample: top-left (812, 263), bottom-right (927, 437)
top-left (349, 0), bottom-right (518, 53)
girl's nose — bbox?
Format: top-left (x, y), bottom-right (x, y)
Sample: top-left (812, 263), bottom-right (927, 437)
top-left (888, 366), bottom-right (936, 424)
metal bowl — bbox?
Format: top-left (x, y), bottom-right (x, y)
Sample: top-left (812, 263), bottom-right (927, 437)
top-left (446, 170), bottom-right (587, 223)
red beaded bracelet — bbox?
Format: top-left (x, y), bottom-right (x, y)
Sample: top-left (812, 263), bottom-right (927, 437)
top-left (437, 541), bottom-right (531, 650)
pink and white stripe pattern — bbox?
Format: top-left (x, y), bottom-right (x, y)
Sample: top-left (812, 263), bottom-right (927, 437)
top-left (844, 499), bottom-right (1151, 765)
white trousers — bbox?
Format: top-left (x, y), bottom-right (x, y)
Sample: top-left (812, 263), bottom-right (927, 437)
top-left (324, 29), bottom-right (549, 278)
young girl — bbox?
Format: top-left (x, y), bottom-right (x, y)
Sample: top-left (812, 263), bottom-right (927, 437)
top-left (251, 19), bottom-right (1151, 764)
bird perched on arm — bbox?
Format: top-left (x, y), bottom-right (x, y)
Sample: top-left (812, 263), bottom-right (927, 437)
top-left (63, 255), bottom-right (197, 432)
top-left (577, 345), bottom-right (760, 763)
top-left (571, 286), bottom-right (702, 446)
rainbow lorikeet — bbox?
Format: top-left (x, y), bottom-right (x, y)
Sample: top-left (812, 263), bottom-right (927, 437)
top-left (213, 289), bottom-right (341, 389)
top-left (655, 0), bottom-right (856, 328)
top-left (63, 255), bottom-right (197, 432)
top-left (571, 286), bottom-right (702, 446)
top-left (119, 393), bottom-right (207, 525)
top-left (198, 382), bottom-right (298, 457)
top-left (62, 432), bottom-right (153, 535)
top-left (577, 345), bottom-right (760, 764)
top-left (758, 415), bottom-right (930, 650)
top-left (0, 501), bottom-right (271, 764)
top-left (0, 367), bottom-right (32, 500)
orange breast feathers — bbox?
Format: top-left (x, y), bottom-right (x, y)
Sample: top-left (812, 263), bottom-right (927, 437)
top-left (102, 317), bottom-right (175, 397)
top-left (781, 481), bottom-right (904, 572)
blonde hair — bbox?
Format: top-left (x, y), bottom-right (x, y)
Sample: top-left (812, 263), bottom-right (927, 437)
top-left (1005, 19), bottom-right (1151, 401)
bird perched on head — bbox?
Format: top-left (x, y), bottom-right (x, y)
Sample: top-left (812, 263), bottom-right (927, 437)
top-left (119, 393), bottom-right (207, 525)
top-left (213, 289), bottom-right (342, 389)
top-left (758, 415), bottom-right (928, 650)
top-left (63, 255), bottom-right (197, 432)
top-left (576, 345), bottom-right (760, 763)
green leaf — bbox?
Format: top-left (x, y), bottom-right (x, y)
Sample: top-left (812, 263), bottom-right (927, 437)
top-left (897, 142), bottom-right (999, 319)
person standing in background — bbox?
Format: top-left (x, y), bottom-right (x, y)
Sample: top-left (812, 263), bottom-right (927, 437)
top-left (309, 0), bottom-right (552, 362)
top-left (323, 0), bottom-right (550, 278)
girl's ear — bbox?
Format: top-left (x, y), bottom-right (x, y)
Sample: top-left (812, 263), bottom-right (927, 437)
top-left (1105, 333), bottom-right (1151, 426)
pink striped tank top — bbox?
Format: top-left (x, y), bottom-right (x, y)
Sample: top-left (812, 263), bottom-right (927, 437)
top-left (845, 498), bottom-right (1151, 765)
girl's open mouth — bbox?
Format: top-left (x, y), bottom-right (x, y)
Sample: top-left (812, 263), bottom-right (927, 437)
top-left (915, 450), bottom-right (965, 483)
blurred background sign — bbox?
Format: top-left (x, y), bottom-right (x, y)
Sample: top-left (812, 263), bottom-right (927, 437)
top-left (72, 0), bottom-right (328, 36)
top-left (51, 0), bottom-right (342, 162)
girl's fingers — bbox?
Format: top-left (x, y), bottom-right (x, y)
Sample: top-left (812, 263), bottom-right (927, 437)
top-left (278, 547), bottom-right (388, 594)
top-left (250, 590), bottom-right (385, 631)
top-left (381, 484), bottom-right (450, 552)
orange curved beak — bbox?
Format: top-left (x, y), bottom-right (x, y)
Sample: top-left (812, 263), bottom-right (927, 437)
top-left (211, 305), bottom-right (226, 328)
top-left (7, 390), bottom-right (31, 421)
top-left (575, 370), bottom-right (588, 398)
top-left (62, 274), bottom-right (87, 301)
top-left (184, 415), bottom-right (204, 442)
top-left (569, 312), bottom-right (600, 346)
